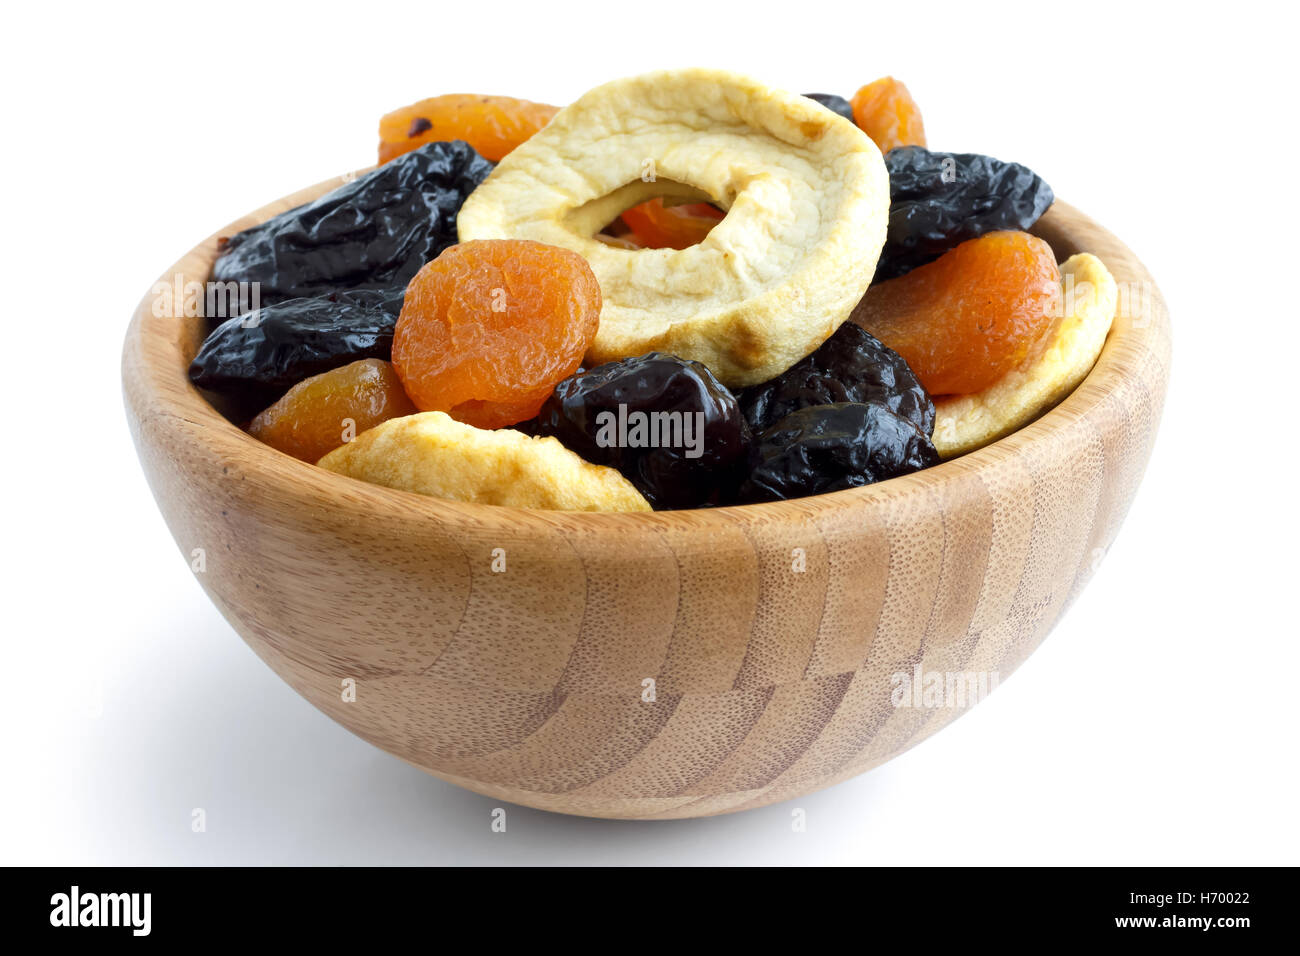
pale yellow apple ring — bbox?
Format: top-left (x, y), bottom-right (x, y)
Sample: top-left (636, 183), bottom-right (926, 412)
top-left (456, 68), bottom-right (890, 388)
top-left (319, 412), bottom-right (651, 512)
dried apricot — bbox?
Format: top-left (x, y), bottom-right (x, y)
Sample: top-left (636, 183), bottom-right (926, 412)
top-left (852, 231), bottom-right (1062, 396)
top-left (248, 359), bottom-right (416, 463)
top-left (851, 76), bottom-right (926, 153)
top-left (619, 198), bottom-right (725, 249)
top-left (392, 239), bottom-right (601, 429)
top-left (593, 232), bottom-right (643, 250)
top-left (378, 94), bottom-right (559, 164)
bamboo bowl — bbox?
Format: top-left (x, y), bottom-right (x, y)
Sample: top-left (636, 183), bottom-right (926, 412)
top-left (122, 178), bottom-right (1170, 820)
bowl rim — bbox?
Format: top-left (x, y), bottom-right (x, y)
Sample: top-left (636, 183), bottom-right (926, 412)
top-left (123, 174), bottom-right (1172, 534)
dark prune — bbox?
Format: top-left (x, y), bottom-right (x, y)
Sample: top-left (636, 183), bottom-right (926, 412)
top-left (188, 288), bottom-right (403, 411)
top-left (735, 403), bottom-right (939, 504)
top-left (212, 141), bottom-right (494, 305)
top-left (534, 353), bottom-right (753, 510)
top-left (741, 322), bottom-right (935, 437)
top-left (803, 92), bottom-right (855, 124)
top-left (877, 146), bottom-right (1054, 280)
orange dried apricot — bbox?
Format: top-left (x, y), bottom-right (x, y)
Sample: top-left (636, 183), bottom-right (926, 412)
top-left (595, 215), bottom-right (643, 249)
top-left (619, 198), bottom-right (725, 249)
top-left (248, 359), bottom-right (416, 463)
top-left (851, 76), bottom-right (927, 154)
top-left (852, 230), bottom-right (1062, 396)
top-left (593, 232), bottom-right (643, 250)
top-left (392, 239), bottom-right (601, 429)
top-left (378, 94), bottom-right (560, 164)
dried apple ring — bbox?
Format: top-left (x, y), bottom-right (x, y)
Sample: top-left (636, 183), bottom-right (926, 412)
top-left (457, 68), bottom-right (891, 388)
top-left (318, 412), bottom-right (651, 512)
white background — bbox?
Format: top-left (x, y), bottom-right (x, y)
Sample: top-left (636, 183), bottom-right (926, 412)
top-left (2, 0), bottom-right (1297, 865)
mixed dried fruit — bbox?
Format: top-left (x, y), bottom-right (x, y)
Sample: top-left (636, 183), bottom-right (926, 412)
top-left (187, 69), bottom-right (1114, 511)
top-left (457, 70), bottom-right (891, 389)
top-left (189, 288), bottom-right (404, 415)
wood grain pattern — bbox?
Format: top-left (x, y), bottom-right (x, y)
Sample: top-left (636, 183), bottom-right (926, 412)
top-left (121, 180), bottom-right (1171, 819)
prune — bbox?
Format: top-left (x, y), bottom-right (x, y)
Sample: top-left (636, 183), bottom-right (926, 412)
top-left (188, 288), bottom-right (403, 411)
top-left (533, 353), bottom-right (753, 510)
top-left (855, 231), bottom-right (1061, 395)
top-left (735, 403), bottom-right (939, 504)
top-left (851, 77), bottom-right (926, 153)
top-left (212, 141), bottom-right (494, 305)
top-left (878, 146), bottom-right (1054, 280)
top-left (392, 240), bottom-right (602, 429)
top-left (803, 93), bottom-right (855, 124)
top-left (740, 322), bottom-right (935, 437)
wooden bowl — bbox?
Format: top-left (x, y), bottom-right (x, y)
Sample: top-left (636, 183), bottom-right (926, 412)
top-left (122, 178), bottom-right (1170, 820)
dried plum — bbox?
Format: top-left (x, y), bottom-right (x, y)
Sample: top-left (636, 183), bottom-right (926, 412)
top-left (735, 402), bottom-right (939, 504)
top-left (803, 92), bottom-right (855, 124)
top-left (188, 288), bottom-right (404, 412)
top-left (878, 146), bottom-right (1054, 280)
top-left (740, 322), bottom-right (935, 437)
top-left (533, 353), bottom-right (753, 510)
top-left (212, 141), bottom-right (494, 305)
